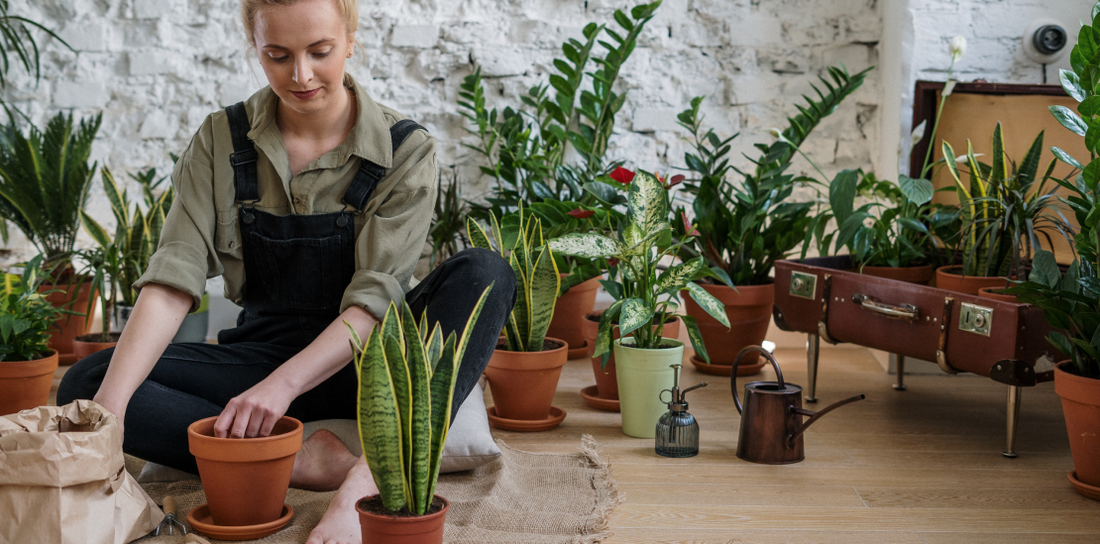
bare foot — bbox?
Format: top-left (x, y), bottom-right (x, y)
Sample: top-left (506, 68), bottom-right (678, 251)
top-left (306, 457), bottom-right (376, 544)
top-left (291, 429), bottom-right (360, 491)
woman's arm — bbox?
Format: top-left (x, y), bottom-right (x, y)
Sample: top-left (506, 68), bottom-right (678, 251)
top-left (93, 283), bottom-right (193, 436)
top-left (212, 305), bottom-right (378, 439)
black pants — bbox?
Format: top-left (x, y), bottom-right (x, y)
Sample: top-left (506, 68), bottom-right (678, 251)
top-left (58, 249), bottom-right (516, 473)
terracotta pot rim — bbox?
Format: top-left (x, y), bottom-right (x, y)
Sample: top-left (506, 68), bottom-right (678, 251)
top-left (356, 494), bottom-right (450, 523)
top-left (558, 275), bottom-right (601, 291)
top-left (493, 337), bottom-right (568, 354)
top-left (188, 415), bottom-right (303, 461)
top-left (1054, 360), bottom-right (1100, 402)
top-left (935, 265), bottom-right (1010, 280)
top-left (74, 332), bottom-right (122, 343)
top-left (488, 338), bottom-right (569, 371)
top-left (0, 350), bottom-right (59, 378)
top-left (861, 263), bottom-right (934, 272)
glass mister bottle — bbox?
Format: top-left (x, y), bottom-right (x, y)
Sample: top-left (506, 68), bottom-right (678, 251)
top-left (655, 364), bottom-right (706, 458)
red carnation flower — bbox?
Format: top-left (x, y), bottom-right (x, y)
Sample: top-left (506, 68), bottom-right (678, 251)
top-left (567, 208), bottom-right (596, 219)
top-left (609, 167), bottom-right (635, 185)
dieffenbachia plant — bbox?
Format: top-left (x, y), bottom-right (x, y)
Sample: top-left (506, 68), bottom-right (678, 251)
top-left (549, 169), bottom-right (730, 366)
top-left (467, 206), bottom-right (561, 352)
top-left (347, 285), bottom-right (492, 516)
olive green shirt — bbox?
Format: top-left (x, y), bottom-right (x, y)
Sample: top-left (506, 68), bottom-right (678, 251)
top-left (136, 76), bottom-right (437, 320)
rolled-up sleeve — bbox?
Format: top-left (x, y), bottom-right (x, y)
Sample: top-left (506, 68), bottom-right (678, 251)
top-left (340, 132), bottom-right (437, 318)
top-left (134, 117), bottom-right (221, 312)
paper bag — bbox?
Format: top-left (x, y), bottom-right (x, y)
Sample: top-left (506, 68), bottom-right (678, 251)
top-left (0, 400), bottom-right (164, 544)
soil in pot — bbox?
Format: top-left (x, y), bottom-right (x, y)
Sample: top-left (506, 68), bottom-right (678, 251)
top-left (615, 338), bottom-right (685, 439)
top-left (1054, 361), bottom-right (1100, 496)
top-left (547, 276), bottom-right (600, 359)
top-left (483, 338), bottom-right (568, 422)
top-left (935, 266), bottom-right (1010, 296)
top-left (187, 415), bottom-right (303, 526)
top-left (581, 312), bottom-right (680, 406)
top-left (40, 279), bottom-right (96, 365)
top-left (684, 282), bottom-right (773, 376)
top-left (861, 263), bottom-right (935, 285)
top-left (357, 495), bottom-right (449, 544)
top-left (73, 332), bottom-right (121, 361)
top-left (0, 351), bottom-right (59, 416)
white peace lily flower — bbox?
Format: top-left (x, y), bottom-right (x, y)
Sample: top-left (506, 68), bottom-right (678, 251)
top-left (769, 128), bottom-right (782, 138)
top-left (909, 120), bottom-right (927, 149)
top-left (949, 36), bottom-right (967, 61)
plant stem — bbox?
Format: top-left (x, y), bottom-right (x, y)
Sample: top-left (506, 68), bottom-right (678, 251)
top-left (920, 57), bottom-right (957, 179)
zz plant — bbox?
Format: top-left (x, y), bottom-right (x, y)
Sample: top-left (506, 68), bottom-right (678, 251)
top-left (550, 169), bottom-right (730, 365)
top-left (467, 206), bottom-right (560, 352)
top-left (347, 286), bottom-right (493, 515)
top-left (0, 254), bottom-right (63, 361)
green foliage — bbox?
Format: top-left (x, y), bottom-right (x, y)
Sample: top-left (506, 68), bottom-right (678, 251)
top-left (0, 111), bottom-right (102, 269)
top-left (673, 65), bottom-right (872, 286)
top-left (428, 171), bottom-right (470, 269)
top-left (0, 0), bottom-right (70, 89)
top-left (941, 123), bottom-right (1066, 278)
top-left (467, 206), bottom-right (560, 351)
top-left (348, 286), bottom-right (493, 515)
top-left (0, 254), bottom-right (62, 361)
top-left (549, 170), bottom-right (730, 365)
top-left (74, 241), bottom-right (127, 340)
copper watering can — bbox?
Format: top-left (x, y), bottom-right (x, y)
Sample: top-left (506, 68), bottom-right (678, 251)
top-left (732, 346), bottom-right (865, 464)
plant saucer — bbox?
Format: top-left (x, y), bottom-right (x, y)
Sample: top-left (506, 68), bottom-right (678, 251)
top-left (579, 385), bottom-right (620, 412)
top-left (690, 354), bottom-right (764, 376)
top-left (486, 406), bottom-right (566, 432)
top-left (1068, 471), bottom-right (1100, 501)
top-left (187, 503), bottom-right (294, 541)
top-left (566, 340), bottom-right (589, 360)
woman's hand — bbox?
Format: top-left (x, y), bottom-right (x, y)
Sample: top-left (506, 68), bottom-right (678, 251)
top-left (93, 392), bottom-right (128, 439)
top-left (214, 373), bottom-right (298, 438)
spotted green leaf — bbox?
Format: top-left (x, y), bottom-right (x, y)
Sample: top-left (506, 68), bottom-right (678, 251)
top-left (548, 233), bottom-right (624, 259)
top-left (618, 297), bottom-right (654, 337)
top-left (628, 170), bottom-right (669, 235)
top-left (655, 258), bottom-right (705, 295)
top-left (680, 314), bottom-right (710, 364)
top-left (685, 282), bottom-right (730, 327)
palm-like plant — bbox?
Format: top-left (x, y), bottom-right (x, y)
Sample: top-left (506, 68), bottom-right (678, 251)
top-left (0, 111), bottom-right (102, 271)
top-left (347, 286), bottom-right (492, 515)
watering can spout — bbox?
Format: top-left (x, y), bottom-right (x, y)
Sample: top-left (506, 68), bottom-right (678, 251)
top-left (787, 394), bottom-right (866, 446)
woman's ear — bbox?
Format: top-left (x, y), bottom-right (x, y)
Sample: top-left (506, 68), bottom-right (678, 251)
top-left (346, 33), bottom-right (356, 59)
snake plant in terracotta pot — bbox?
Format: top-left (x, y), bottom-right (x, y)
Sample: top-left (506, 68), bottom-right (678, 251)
top-left (0, 254), bottom-right (62, 415)
top-left (550, 169), bottom-right (730, 438)
top-left (468, 207), bottom-right (567, 430)
top-left (348, 287), bottom-right (492, 542)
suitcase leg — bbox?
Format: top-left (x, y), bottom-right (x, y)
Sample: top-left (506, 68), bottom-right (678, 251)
top-left (806, 333), bottom-right (820, 403)
top-left (893, 354), bottom-right (907, 391)
top-left (1003, 385), bottom-right (1021, 458)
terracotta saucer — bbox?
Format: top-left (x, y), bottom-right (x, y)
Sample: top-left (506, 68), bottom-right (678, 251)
top-left (1068, 471), bottom-right (1100, 500)
top-left (690, 354), bottom-right (764, 376)
top-left (187, 503), bottom-right (294, 541)
top-left (566, 340), bottom-right (589, 360)
top-left (487, 405), bottom-right (566, 432)
top-left (579, 385), bottom-right (620, 412)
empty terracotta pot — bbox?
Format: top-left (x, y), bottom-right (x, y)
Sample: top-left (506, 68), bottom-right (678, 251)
top-left (547, 276), bottom-right (600, 355)
top-left (683, 282), bottom-right (773, 375)
top-left (483, 339), bottom-right (568, 420)
top-left (935, 266), bottom-right (1009, 296)
top-left (861, 264), bottom-right (934, 285)
top-left (40, 279), bottom-right (96, 365)
top-left (582, 312), bottom-right (680, 401)
top-left (0, 350), bottom-right (59, 416)
top-left (187, 416), bottom-right (303, 526)
top-left (357, 495), bottom-right (449, 544)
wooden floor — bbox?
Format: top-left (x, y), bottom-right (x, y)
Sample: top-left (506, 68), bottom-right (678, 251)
top-left (486, 346), bottom-right (1100, 544)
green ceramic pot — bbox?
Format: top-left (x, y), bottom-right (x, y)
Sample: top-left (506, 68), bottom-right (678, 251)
top-left (614, 337), bottom-right (684, 438)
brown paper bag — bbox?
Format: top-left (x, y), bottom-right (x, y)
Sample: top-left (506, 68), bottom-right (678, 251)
top-left (0, 400), bottom-right (164, 544)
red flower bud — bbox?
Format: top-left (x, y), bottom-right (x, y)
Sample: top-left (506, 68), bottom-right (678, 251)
top-left (681, 211), bottom-right (700, 237)
top-left (607, 258), bottom-right (620, 267)
top-left (609, 167), bottom-right (635, 185)
top-left (568, 208), bottom-right (596, 219)
top-left (668, 174), bottom-right (685, 188)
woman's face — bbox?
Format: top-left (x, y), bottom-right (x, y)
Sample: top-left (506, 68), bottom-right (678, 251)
top-left (253, 0), bottom-right (354, 117)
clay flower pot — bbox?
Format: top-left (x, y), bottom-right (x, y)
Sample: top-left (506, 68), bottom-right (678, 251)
top-left (357, 494), bottom-right (449, 544)
top-left (580, 312), bottom-right (680, 408)
top-left (1054, 361), bottom-right (1100, 500)
top-left (546, 276), bottom-right (600, 358)
top-left (40, 280), bottom-right (96, 365)
top-left (861, 263), bottom-right (934, 285)
top-left (977, 286), bottom-right (1019, 304)
top-left (72, 332), bottom-right (121, 362)
top-left (0, 350), bottom-right (59, 416)
top-left (935, 266), bottom-right (1009, 296)
top-left (483, 338), bottom-right (568, 422)
top-left (187, 416), bottom-right (303, 526)
top-left (683, 282), bottom-right (774, 376)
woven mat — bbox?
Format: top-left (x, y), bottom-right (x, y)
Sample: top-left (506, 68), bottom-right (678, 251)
top-left (131, 436), bottom-right (619, 544)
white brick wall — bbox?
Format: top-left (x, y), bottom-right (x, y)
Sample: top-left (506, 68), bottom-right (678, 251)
top-left (0, 0), bottom-right (1094, 263)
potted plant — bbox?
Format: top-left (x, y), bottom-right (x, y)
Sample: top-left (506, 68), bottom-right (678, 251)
top-left (672, 65), bottom-right (870, 376)
top-left (348, 287), bottom-right (493, 543)
top-left (938, 124), bottom-right (1066, 296)
top-left (0, 254), bottom-right (62, 415)
top-left (467, 206), bottom-right (568, 431)
top-left (71, 242), bottom-right (125, 360)
top-left (0, 111), bottom-right (102, 364)
top-left (550, 170), bottom-right (730, 438)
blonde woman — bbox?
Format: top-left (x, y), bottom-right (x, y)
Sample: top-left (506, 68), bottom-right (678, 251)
top-left (58, 1), bottom-right (515, 542)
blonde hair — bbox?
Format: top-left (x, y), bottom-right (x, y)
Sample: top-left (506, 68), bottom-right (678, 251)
top-left (240, 0), bottom-right (359, 48)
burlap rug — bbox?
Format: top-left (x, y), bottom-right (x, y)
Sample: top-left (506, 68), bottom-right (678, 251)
top-left (131, 436), bottom-right (619, 544)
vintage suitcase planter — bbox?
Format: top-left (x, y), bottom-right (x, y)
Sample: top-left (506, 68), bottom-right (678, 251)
top-left (774, 256), bottom-right (1059, 457)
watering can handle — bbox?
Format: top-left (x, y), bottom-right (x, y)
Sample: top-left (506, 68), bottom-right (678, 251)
top-left (731, 346), bottom-right (785, 414)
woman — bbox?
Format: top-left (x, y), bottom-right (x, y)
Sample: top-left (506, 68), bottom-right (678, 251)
top-left (57, 0), bottom-right (514, 542)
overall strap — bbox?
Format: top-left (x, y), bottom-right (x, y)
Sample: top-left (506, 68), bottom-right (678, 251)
top-left (342, 119), bottom-right (426, 214)
top-left (225, 102), bottom-right (260, 204)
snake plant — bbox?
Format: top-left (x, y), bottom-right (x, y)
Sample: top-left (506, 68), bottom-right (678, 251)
top-left (347, 284), bottom-right (493, 516)
top-left (467, 206), bottom-right (561, 352)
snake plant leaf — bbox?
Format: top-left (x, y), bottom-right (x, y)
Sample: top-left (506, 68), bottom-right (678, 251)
top-left (419, 311), bottom-right (429, 345)
top-left (942, 141), bottom-right (962, 188)
top-left (466, 216), bottom-right (493, 253)
top-left (594, 299), bottom-right (623, 368)
top-left (898, 175), bottom-right (934, 206)
top-left (685, 281), bottom-right (730, 327)
top-left (655, 257), bottom-right (705, 295)
top-left (991, 123), bottom-right (1006, 188)
top-left (618, 297), bottom-right (653, 338)
top-left (425, 324), bottom-right (444, 374)
top-left (400, 302), bottom-right (432, 515)
top-left (527, 245), bottom-right (561, 350)
top-left (680, 314), bottom-right (710, 364)
top-left (80, 210), bottom-right (112, 249)
top-left (548, 232), bottom-right (623, 259)
top-left (379, 304), bottom-right (412, 481)
top-left (101, 168), bottom-right (130, 229)
top-left (508, 251), bottom-right (530, 351)
top-left (425, 333), bottom-right (459, 514)
top-left (490, 211), bottom-right (505, 257)
top-left (355, 322), bottom-right (407, 513)
top-left (628, 170), bottom-right (669, 235)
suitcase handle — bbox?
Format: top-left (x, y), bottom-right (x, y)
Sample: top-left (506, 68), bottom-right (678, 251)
top-left (852, 293), bottom-right (920, 321)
